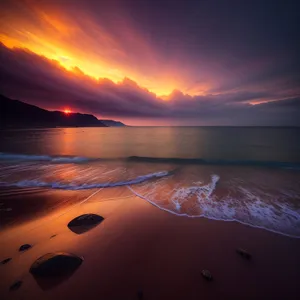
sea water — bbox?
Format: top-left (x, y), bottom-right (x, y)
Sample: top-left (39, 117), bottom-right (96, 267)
top-left (0, 127), bottom-right (299, 237)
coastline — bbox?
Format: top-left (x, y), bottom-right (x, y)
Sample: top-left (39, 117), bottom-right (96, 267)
top-left (1, 187), bottom-right (300, 300)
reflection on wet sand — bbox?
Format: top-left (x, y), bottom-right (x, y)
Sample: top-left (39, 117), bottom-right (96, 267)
top-left (0, 187), bottom-right (132, 295)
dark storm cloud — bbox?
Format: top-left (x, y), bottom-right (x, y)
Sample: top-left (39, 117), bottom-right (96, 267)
top-left (120, 0), bottom-right (300, 91)
top-left (1, 43), bottom-right (299, 125)
top-left (0, 43), bottom-right (166, 117)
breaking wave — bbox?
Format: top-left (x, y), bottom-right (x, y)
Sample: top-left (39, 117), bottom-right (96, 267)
top-left (129, 175), bottom-right (300, 239)
top-left (1, 152), bottom-right (300, 238)
top-left (0, 171), bottom-right (171, 190)
top-left (1, 152), bottom-right (300, 169)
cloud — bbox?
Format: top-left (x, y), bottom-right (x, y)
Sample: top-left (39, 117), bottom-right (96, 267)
top-left (1, 0), bottom-right (300, 104)
top-left (0, 43), bottom-right (299, 126)
top-left (0, 43), bottom-right (165, 117)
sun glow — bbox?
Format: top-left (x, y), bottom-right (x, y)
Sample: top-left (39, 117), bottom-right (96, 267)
top-left (64, 109), bottom-right (71, 114)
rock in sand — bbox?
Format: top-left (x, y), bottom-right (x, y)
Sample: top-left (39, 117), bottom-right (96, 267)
top-left (236, 248), bottom-right (252, 259)
top-left (67, 213), bottom-right (104, 234)
top-left (1, 258), bottom-right (12, 265)
top-left (30, 252), bottom-right (83, 277)
top-left (29, 252), bottom-right (83, 290)
top-left (201, 269), bottom-right (213, 281)
top-left (19, 244), bottom-right (32, 252)
top-left (9, 280), bottom-right (22, 291)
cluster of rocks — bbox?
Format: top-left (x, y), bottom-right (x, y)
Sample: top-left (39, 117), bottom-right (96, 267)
top-left (3, 213), bottom-right (104, 292)
top-left (2, 212), bottom-right (252, 296)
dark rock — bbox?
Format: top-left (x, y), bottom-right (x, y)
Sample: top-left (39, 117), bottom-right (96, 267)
top-left (236, 248), bottom-right (252, 259)
top-left (30, 252), bottom-right (83, 277)
top-left (9, 280), bottom-right (22, 291)
top-left (67, 214), bottom-right (104, 234)
top-left (201, 269), bottom-right (213, 281)
top-left (19, 244), bottom-right (32, 252)
top-left (29, 252), bottom-right (83, 290)
top-left (1, 258), bottom-right (12, 265)
top-left (68, 214), bottom-right (104, 227)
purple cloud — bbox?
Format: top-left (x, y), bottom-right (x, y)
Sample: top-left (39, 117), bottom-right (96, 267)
top-left (0, 43), bottom-right (299, 126)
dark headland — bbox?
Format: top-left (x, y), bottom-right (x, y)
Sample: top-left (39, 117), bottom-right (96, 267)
top-left (0, 94), bottom-right (125, 128)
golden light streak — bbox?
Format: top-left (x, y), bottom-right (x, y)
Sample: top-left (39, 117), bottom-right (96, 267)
top-left (0, 1), bottom-right (194, 96)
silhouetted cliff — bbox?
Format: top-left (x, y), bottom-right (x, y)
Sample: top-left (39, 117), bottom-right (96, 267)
top-left (0, 95), bottom-right (124, 128)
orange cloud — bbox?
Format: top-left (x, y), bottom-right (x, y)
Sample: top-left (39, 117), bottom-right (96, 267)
top-left (0, 0), bottom-right (189, 96)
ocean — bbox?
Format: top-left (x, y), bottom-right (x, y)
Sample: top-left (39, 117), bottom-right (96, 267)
top-left (0, 127), bottom-right (300, 238)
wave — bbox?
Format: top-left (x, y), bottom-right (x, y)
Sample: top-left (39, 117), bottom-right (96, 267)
top-left (0, 171), bottom-right (171, 190)
top-left (1, 154), bottom-right (299, 238)
top-left (127, 156), bottom-right (300, 169)
top-left (131, 185), bottom-right (300, 239)
top-left (1, 152), bottom-right (299, 169)
top-left (0, 153), bottom-right (90, 163)
top-left (129, 175), bottom-right (300, 239)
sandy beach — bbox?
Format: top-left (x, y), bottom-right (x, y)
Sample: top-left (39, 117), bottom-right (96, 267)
top-left (1, 186), bottom-right (300, 300)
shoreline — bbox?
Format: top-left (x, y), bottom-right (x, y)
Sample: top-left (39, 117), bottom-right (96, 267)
top-left (2, 184), bottom-right (299, 239)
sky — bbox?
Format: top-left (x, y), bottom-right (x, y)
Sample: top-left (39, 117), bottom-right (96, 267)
top-left (0, 0), bottom-right (299, 126)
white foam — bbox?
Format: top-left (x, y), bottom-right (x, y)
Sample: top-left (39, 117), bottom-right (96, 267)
top-left (171, 174), bottom-right (220, 212)
top-left (0, 171), bottom-right (170, 190)
top-left (128, 174), bottom-right (300, 239)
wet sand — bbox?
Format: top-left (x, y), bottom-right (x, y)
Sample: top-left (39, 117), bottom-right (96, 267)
top-left (0, 187), bottom-right (93, 228)
top-left (1, 187), bottom-right (300, 300)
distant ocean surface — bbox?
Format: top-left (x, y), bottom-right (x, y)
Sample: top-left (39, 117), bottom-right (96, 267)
top-left (0, 127), bottom-right (300, 237)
